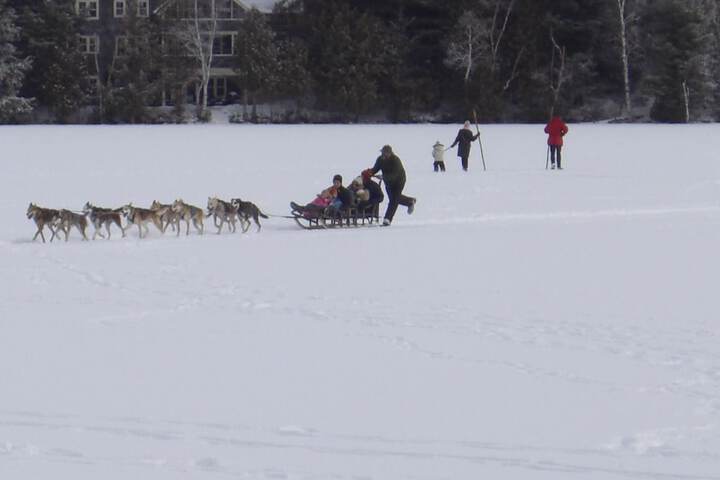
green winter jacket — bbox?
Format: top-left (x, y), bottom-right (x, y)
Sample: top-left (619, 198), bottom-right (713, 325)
top-left (371, 154), bottom-right (406, 186)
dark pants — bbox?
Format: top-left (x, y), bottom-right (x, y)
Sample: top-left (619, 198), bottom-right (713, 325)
top-left (433, 161), bottom-right (445, 172)
top-left (460, 155), bottom-right (469, 171)
top-left (550, 145), bottom-right (562, 168)
top-left (384, 178), bottom-right (414, 222)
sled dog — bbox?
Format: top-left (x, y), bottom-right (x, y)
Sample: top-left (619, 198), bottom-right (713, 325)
top-left (26, 203), bottom-right (62, 243)
top-left (121, 204), bottom-right (163, 239)
top-left (53, 209), bottom-right (89, 242)
top-left (207, 197), bottom-right (239, 234)
top-left (231, 198), bottom-right (268, 232)
top-left (83, 202), bottom-right (125, 240)
top-left (171, 199), bottom-right (205, 236)
top-left (150, 200), bottom-right (179, 233)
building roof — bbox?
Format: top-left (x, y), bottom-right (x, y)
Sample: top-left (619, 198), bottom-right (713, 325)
top-left (239, 0), bottom-right (278, 13)
top-left (155, 0), bottom-right (279, 15)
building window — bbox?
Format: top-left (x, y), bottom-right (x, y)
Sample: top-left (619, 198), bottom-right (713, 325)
top-left (78, 35), bottom-right (99, 54)
top-left (114, 0), bottom-right (125, 17)
top-left (77, 0), bottom-right (99, 19)
top-left (115, 36), bottom-right (128, 57)
top-left (138, 0), bottom-right (149, 17)
top-left (212, 33), bottom-right (234, 56)
top-left (216, 0), bottom-right (234, 19)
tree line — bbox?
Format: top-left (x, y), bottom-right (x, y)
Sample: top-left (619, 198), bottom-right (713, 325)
top-left (1, 0), bottom-right (719, 124)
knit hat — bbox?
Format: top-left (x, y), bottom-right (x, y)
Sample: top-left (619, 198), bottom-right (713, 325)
top-left (333, 174), bottom-right (342, 183)
top-left (361, 169), bottom-right (373, 181)
top-left (352, 176), bottom-right (363, 187)
top-left (380, 145), bottom-right (393, 154)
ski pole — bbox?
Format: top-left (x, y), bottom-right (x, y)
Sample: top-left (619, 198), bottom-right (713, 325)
top-left (472, 109), bottom-right (487, 171)
top-left (546, 145), bottom-right (549, 170)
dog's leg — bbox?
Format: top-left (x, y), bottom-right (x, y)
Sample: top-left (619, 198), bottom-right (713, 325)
top-left (118, 219), bottom-right (127, 238)
top-left (105, 221), bottom-right (112, 240)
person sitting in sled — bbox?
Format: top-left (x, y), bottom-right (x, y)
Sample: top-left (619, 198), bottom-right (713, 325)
top-left (325, 174), bottom-right (355, 217)
top-left (290, 177), bottom-right (339, 218)
top-left (356, 170), bottom-right (384, 216)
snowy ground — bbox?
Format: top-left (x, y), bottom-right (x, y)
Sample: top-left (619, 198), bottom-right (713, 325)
top-left (1, 123), bottom-right (719, 480)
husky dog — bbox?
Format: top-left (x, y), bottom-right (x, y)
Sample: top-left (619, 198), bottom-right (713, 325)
top-left (207, 197), bottom-right (239, 234)
top-left (83, 202), bottom-right (125, 240)
top-left (53, 209), bottom-right (89, 242)
top-left (121, 204), bottom-right (164, 239)
top-left (26, 203), bottom-right (62, 243)
top-left (231, 198), bottom-right (269, 232)
top-left (150, 200), bottom-right (179, 233)
top-left (171, 199), bottom-right (205, 236)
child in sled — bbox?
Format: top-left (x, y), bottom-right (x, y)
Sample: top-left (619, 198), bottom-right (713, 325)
top-left (290, 175), bottom-right (344, 218)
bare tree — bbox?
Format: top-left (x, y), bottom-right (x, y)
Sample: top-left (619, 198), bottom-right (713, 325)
top-left (486, 0), bottom-right (516, 75)
top-left (615, 0), bottom-right (632, 117)
top-left (445, 10), bottom-right (483, 89)
top-left (172, 0), bottom-right (218, 120)
top-left (682, 79), bottom-right (691, 122)
top-left (549, 30), bottom-right (567, 118)
top-left (445, 2), bottom-right (522, 96)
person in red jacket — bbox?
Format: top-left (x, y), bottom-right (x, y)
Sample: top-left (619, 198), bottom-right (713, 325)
top-left (544, 116), bottom-right (569, 170)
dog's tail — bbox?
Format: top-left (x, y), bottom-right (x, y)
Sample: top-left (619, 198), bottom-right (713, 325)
top-left (259, 210), bottom-right (269, 219)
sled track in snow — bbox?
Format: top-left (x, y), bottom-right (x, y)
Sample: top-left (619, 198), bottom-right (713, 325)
top-left (406, 205), bottom-right (720, 228)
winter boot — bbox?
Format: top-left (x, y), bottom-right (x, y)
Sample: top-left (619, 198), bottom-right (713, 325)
top-left (407, 198), bottom-right (416, 215)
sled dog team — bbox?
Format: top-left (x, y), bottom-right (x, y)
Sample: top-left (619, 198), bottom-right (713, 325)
top-left (26, 197), bottom-right (268, 243)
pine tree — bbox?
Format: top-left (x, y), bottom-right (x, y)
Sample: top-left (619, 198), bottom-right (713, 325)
top-left (102, 0), bottom-right (162, 123)
top-left (17, 0), bottom-right (87, 123)
top-left (235, 8), bottom-right (279, 120)
top-left (275, 37), bottom-right (312, 115)
top-left (0, 0), bottom-right (32, 123)
top-left (640, 0), bottom-right (706, 122)
top-left (309, 2), bottom-right (386, 120)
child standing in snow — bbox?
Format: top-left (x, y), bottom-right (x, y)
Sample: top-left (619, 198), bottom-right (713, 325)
top-left (432, 141), bottom-right (446, 172)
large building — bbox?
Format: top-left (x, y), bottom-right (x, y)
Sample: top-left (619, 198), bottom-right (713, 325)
top-left (75, 0), bottom-right (276, 104)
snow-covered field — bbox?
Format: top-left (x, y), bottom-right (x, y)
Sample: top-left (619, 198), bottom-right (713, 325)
top-left (1, 123), bottom-right (719, 480)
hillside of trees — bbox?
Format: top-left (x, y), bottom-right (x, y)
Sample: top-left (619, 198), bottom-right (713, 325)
top-left (1, 0), bottom-right (720, 124)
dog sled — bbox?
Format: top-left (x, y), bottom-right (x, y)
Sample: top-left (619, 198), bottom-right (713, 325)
top-left (290, 202), bottom-right (382, 230)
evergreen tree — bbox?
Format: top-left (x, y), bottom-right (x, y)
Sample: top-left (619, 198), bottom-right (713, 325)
top-left (275, 37), bottom-right (312, 110)
top-left (640, 0), bottom-right (706, 122)
top-left (17, 0), bottom-right (87, 123)
top-left (308, 2), bottom-right (387, 120)
top-left (103, 0), bottom-right (162, 123)
top-left (235, 8), bottom-right (279, 119)
top-left (0, 0), bottom-right (32, 123)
